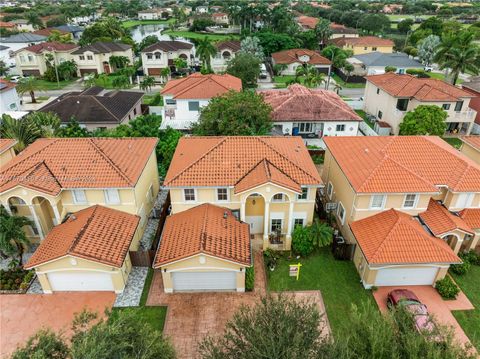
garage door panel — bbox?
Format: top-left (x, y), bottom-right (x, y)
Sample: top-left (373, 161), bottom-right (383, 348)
top-left (48, 271), bottom-right (114, 291)
top-left (374, 267), bottom-right (438, 286)
top-left (172, 271), bottom-right (236, 292)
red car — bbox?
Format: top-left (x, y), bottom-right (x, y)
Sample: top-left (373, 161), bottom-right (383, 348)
top-left (387, 289), bottom-right (438, 336)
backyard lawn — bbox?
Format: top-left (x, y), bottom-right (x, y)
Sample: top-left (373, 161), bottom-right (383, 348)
top-left (332, 74), bottom-right (365, 88)
top-left (266, 247), bottom-right (375, 335)
top-left (121, 19), bottom-right (175, 28)
top-left (94, 75), bottom-right (134, 89)
top-left (163, 30), bottom-right (240, 41)
top-left (35, 78), bottom-right (76, 90)
top-left (451, 265), bottom-right (480, 351)
top-left (442, 137), bottom-right (463, 149)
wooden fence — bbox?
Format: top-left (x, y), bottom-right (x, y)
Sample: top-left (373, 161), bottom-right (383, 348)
top-left (129, 250), bottom-right (156, 267)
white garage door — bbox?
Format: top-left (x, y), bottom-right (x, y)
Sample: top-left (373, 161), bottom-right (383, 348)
top-left (47, 271), bottom-right (114, 292)
top-left (375, 267), bottom-right (439, 286)
top-left (172, 271), bottom-right (236, 292)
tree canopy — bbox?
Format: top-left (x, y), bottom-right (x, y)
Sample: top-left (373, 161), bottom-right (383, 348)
top-left (226, 53), bottom-right (261, 88)
top-left (399, 105), bottom-right (448, 136)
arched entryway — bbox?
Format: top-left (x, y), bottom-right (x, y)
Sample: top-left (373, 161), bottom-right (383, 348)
top-left (244, 193), bottom-right (265, 234)
top-left (31, 196), bottom-right (57, 238)
top-left (441, 233), bottom-right (462, 253)
top-left (7, 196), bottom-right (41, 238)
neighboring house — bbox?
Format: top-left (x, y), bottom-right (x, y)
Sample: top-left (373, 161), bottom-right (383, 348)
top-left (138, 8), bottom-right (170, 20)
top-left (0, 79), bottom-right (21, 113)
top-left (461, 79), bottom-right (480, 134)
top-left (0, 44), bottom-right (14, 67)
top-left (347, 52), bottom-right (424, 76)
top-left (0, 21), bottom-right (16, 30)
top-left (271, 49), bottom-right (331, 75)
top-left (0, 137), bottom-right (159, 243)
top-left (141, 40), bottom-right (194, 77)
top-left (15, 41), bottom-right (79, 76)
top-left (296, 15), bottom-right (318, 30)
top-left (460, 136), bottom-right (480, 165)
top-left (32, 27), bottom-right (72, 40)
top-left (0, 139), bottom-right (17, 165)
top-left (296, 16), bottom-right (358, 39)
top-left (331, 36), bottom-right (394, 55)
top-left (211, 40), bottom-right (240, 72)
top-left (164, 136), bottom-right (322, 254)
top-left (261, 84), bottom-right (362, 148)
top-left (71, 42), bottom-right (134, 76)
top-left (54, 25), bottom-right (84, 40)
top-left (160, 73), bottom-right (242, 130)
top-left (11, 19), bottom-right (35, 32)
top-left (212, 12), bottom-right (229, 25)
top-left (210, 5), bottom-right (223, 12)
top-left (364, 73), bottom-right (476, 135)
top-left (0, 33), bottom-right (47, 58)
top-left (153, 203), bottom-right (251, 292)
top-left (38, 87), bottom-right (143, 130)
top-left (24, 205), bottom-right (140, 293)
top-left (322, 136), bottom-right (480, 287)
top-left (196, 5), bottom-right (208, 14)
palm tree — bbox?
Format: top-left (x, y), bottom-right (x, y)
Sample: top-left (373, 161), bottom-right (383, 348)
top-left (109, 55), bottom-right (130, 72)
top-left (120, 66), bottom-right (136, 84)
top-left (310, 220), bottom-right (333, 248)
top-left (196, 37), bottom-right (217, 73)
top-left (25, 12), bottom-right (43, 29)
top-left (160, 67), bottom-right (171, 83)
top-left (47, 30), bottom-right (72, 44)
top-left (295, 65), bottom-right (324, 87)
top-left (112, 75), bottom-right (130, 89)
top-left (0, 206), bottom-right (33, 265)
top-left (0, 114), bottom-right (42, 152)
top-left (140, 76), bottom-right (155, 92)
top-left (315, 19), bottom-right (333, 47)
top-left (16, 77), bottom-right (45, 103)
top-left (437, 46), bottom-right (480, 85)
top-left (25, 112), bottom-right (61, 137)
top-left (58, 60), bottom-right (78, 81)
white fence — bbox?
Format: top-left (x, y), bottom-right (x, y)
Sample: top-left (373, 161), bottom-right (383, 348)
top-left (359, 121), bottom-right (378, 136)
top-left (345, 100), bottom-right (364, 110)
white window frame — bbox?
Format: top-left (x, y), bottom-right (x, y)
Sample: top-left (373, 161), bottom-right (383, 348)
top-left (402, 194), bottom-right (418, 209)
top-left (337, 201), bottom-right (346, 225)
top-left (336, 124), bottom-right (345, 132)
top-left (104, 189), bottom-right (120, 204)
top-left (297, 187), bottom-right (308, 200)
top-left (72, 189), bottom-right (87, 204)
top-left (270, 218), bottom-right (283, 233)
top-left (327, 182), bottom-right (333, 200)
top-left (183, 188), bottom-right (196, 202)
top-left (455, 192), bottom-right (475, 208)
top-left (216, 187), bottom-right (229, 202)
top-left (293, 218), bottom-right (305, 228)
top-left (369, 194), bottom-right (386, 210)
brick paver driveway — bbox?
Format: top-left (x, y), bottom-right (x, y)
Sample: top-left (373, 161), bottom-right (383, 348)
top-left (1, 292), bottom-right (115, 358)
top-left (147, 251), bottom-right (330, 359)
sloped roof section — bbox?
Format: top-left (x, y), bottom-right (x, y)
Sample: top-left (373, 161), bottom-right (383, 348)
top-left (0, 139), bottom-right (17, 154)
top-left (25, 205), bottom-right (139, 268)
top-left (419, 199), bottom-right (474, 236)
top-left (458, 208), bottom-right (480, 229)
top-left (272, 48), bottom-right (331, 65)
top-left (216, 40), bottom-right (241, 52)
top-left (141, 40), bottom-right (193, 52)
top-left (164, 136), bottom-right (321, 188)
top-left (19, 41), bottom-right (78, 54)
top-left (161, 73), bottom-right (242, 99)
top-left (461, 136), bottom-right (480, 151)
top-left (0, 137), bottom-right (158, 195)
top-left (324, 136), bottom-right (480, 193)
top-left (351, 209), bottom-right (461, 265)
top-left (352, 52), bottom-right (423, 68)
top-left (72, 41), bottom-right (131, 54)
top-left (154, 204), bottom-right (251, 267)
top-left (332, 36), bottom-right (393, 47)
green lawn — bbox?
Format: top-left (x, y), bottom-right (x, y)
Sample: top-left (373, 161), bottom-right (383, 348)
top-left (94, 75), bottom-right (134, 89)
top-left (121, 19), bottom-right (175, 28)
top-left (266, 247), bottom-right (375, 335)
top-left (35, 79), bottom-right (76, 90)
top-left (451, 265), bottom-right (480, 351)
top-left (143, 94), bottom-right (163, 106)
top-left (355, 109), bottom-right (375, 129)
top-left (442, 137), bottom-right (463, 149)
top-left (332, 73), bottom-right (365, 89)
top-left (163, 30), bottom-right (240, 41)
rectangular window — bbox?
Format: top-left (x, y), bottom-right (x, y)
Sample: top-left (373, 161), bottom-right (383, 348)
top-left (184, 188), bottom-right (195, 201)
top-left (327, 182), bottom-right (333, 199)
top-left (337, 202), bottom-right (345, 224)
top-left (364, 47), bottom-right (368, 50)
top-left (376, 88), bottom-right (380, 95)
top-left (372, 47), bottom-right (377, 51)
top-left (72, 189), bottom-right (87, 204)
top-left (442, 104), bottom-right (451, 110)
top-left (165, 99), bottom-right (176, 105)
top-left (133, 108), bottom-right (137, 115)
top-left (104, 189), bottom-right (120, 204)
top-left (188, 101), bottom-right (200, 111)
top-left (87, 55), bottom-right (93, 60)
top-left (294, 218), bottom-right (304, 228)
top-left (271, 219), bottom-right (282, 233)
top-left (20, 55), bottom-right (25, 63)
top-left (147, 53), bottom-right (153, 59)
top-left (79, 55), bottom-right (85, 60)
top-left (455, 192), bottom-right (474, 208)
top-left (298, 123), bottom-right (312, 133)
top-left (403, 194), bottom-right (417, 209)
top-left (28, 55), bottom-right (33, 62)
top-left (396, 99), bottom-right (409, 111)
top-left (272, 193), bottom-right (284, 202)
top-left (155, 52), bottom-right (161, 59)
top-left (297, 187), bottom-right (308, 200)
top-left (336, 124), bottom-right (345, 132)
top-left (454, 101), bottom-right (464, 112)
top-left (370, 194), bottom-right (385, 209)
top-left (217, 188), bottom-right (228, 201)
top-left (378, 110), bottom-right (383, 119)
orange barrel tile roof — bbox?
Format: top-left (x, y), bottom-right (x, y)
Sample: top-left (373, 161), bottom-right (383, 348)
top-left (461, 136), bottom-right (480, 151)
top-left (365, 72), bottom-right (473, 101)
top-left (261, 84), bottom-right (362, 122)
top-left (0, 138), bottom-right (17, 154)
top-left (154, 203), bottom-right (251, 267)
top-left (271, 48), bottom-right (331, 65)
top-left (0, 137), bottom-right (158, 195)
top-left (297, 15), bottom-right (319, 29)
top-left (323, 136), bottom-right (480, 193)
top-left (25, 205), bottom-right (140, 269)
top-left (458, 208), bottom-right (480, 229)
top-left (161, 73), bottom-right (242, 99)
top-left (419, 199), bottom-right (474, 237)
top-left (18, 41), bottom-right (78, 54)
top-left (331, 36), bottom-right (394, 48)
top-left (163, 136), bottom-right (321, 191)
top-left (350, 209), bottom-right (461, 265)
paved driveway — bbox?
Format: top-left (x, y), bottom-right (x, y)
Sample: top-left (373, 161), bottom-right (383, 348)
top-left (373, 285), bottom-right (475, 351)
top-left (1, 292), bottom-right (115, 358)
top-left (147, 251), bottom-right (330, 359)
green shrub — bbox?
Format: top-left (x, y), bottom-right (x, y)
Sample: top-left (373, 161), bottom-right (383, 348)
top-left (263, 249), bottom-right (280, 269)
top-left (406, 68), bottom-right (429, 78)
top-left (311, 155), bottom-right (324, 164)
top-left (385, 66), bottom-right (397, 73)
top-left (291, 225), bottom-right (314, 257)
top-left (450, 260), bottom-right (471, 275)
top-left (460, 250), bottom-right (480, 266)
top-left (245, 266), bottom-right (254, 291)
top-left (435, 276), bottom-right (460, 299)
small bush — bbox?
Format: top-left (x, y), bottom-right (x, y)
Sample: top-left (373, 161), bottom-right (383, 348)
top-left (385, 66), bottom-right (397, 73)
top-left (311, 155), bottom-right (324, 164)
top-left (291, 225), bottom-right (314, 257)
top-left (263, 249), bottom-right (279, 269)
top-left (406, 68), bottom-right (429, 78)
top-left (460, 250), bottom-right (480, 266)
top-left (245, 266), bottom-right (254, 291)
top-left (450, 261), bottom-right (470, 275)
top-left (435, 276), bottom-right (460, 299)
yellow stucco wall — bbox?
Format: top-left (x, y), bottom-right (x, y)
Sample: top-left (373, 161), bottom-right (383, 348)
top-left (343, 44), bottom-right (393, 55)
top-left (0, 147), bottom-right (15, 166)
top-left (460, 142), bottom-right (480, 165)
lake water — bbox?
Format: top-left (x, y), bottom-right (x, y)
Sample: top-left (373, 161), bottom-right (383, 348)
top-left (129, 24), bottom-right (190, 44)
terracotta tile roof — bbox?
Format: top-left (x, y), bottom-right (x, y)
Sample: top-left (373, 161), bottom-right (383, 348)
top-left (164, 136), bottom-right (321, 189)
top-left (161, 73), bottom-right (242, 99)
top-left (19, 41), bottom-right (78, 54)
top-left (71, 41), bottom-right (132, 54)
top-left (154, 203), bottom-right (251, 267)
top-left (25, 205), bottom-right (139, 269)
top-left (0, 79), bottom-right (16, 93)
top-left (297, 15), bottom-right (318, 29)
top-left (350, 209), bottom-right (461, 265)
top-left (261, 84), bottom-right (362, 122)
top-left (0, 21), bottom-right (15, 28)
top-left (212, 12), bottom-right (228, 17)
top-left (365, 73), bottom-right (472, 101)
top-left (419, 199), bottom-right (474, 236)
top-left (324, 136), bottom-right (480, 193)
top-left (331, 36), bottom-right (394, 47)
top-left (215, 40), bottom-right (241, 52)
top-left (461, 136), bottom-right (480, 151)
top-left (458, 208), bottom-right (480, 229)
top-left (330, 22), bottom-right (358, 34)
top-left (32, 28), bottom-right (69, 37)
top-left (272, 49), bottom-right (331, 65)
top-left (0, 139), bottom-right (17, 154)
top-left (0, 137), bottom-right (158, 196)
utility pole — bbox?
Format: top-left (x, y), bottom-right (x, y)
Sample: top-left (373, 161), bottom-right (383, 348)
top-left (325, 51), bottom-right (335, 90)
top-left (50, 47), bottom-right (60, 89)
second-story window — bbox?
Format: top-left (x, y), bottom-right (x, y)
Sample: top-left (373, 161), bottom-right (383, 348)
top-left (154, 52), bottom-right (161, 59)
top-left (297, 187), bottom-right (308, 200)
top-left (87, 55), bottom-right (93, 60)
top-left (184, 188), bottom-right (195, 201)
top-left (188, 101), bottom-right (200, 111)
top-left (327, 182), bottom-right (333, 199)
top-left (403, 194), bottom-right (417, 209)
top-left (336, 124), bottom-right (345, 132)
top-left (217, 188), bottom-right (228, 201)
top-left (147, 53), bottom-right (153, 59)
top-left (104, 189), bottom-right (120, 204)
top-left (72, 189), bottom-right (87, 204)
top-left (455, 101), bottom-right (464, 112)
top-left (456, 192), bottom-right (474, 208)
top-left (370, 194), bottom-right (385, 209)
top-left (79, 55), bottom-right (85, 60)
top-left (272, 193), bottom-right (284, 202)
top-left (396, 99), bottom-right (409, 111)
top-left (442, 104), bottom-right (451, 110)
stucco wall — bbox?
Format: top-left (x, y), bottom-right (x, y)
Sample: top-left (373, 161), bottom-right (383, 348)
top-left (460, 142), bottom-right (480, 165)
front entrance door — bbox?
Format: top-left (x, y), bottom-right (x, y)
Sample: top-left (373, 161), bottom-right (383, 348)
top-left (245, 216), bottom-right (263, 234)
top-left (103, 62), bottom-right (111, 74)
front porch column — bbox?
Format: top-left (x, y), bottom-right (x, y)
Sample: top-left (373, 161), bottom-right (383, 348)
top-left (240, 199), bottom-right (245, 222)
top-left (263, 201), bottom-right (270, 250)
top-left (285, 201), bottom-right (294, 250)
top-left (467, 233), bottom-right (479, 251)
top-left (453, 235), bottom-right (464, 254)
top-left (28, 204), bottom-right (44, 240)
top-left (51, 202), bottom-right (61, 225)
top-left (2, 201), bottom-right (12, 215)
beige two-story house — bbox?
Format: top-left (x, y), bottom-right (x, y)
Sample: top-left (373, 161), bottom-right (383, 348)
top-left (322, 136), bottom-right (480, 288)
top-left (141, 41), bottom-right (194, 77)
top-left (460, 136), bottom-right (480, 165)
top-left (330, 36), bottom-right (394, 55)
top-left (364, 73), bottom-right (476, 135)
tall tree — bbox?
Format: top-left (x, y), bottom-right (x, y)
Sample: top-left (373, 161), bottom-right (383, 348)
top-left (399, 105), bottom-right (448, 135)
top-left (226, 53), bottom-right (261, 88)
top-left (239, 36), bottom-right (264, 60)
top-left (315, 18), bottom-right (333, 46)
top-left (140, 76), bottom-right (155, 92)
top-left (196, 37), bottom-right (217, 72)
top-left (0, 114), bottom-right (42, 152)
top-left (16, 76), bottom-right (45, 103)
top-left (0, 206), bottom-right (33, 265)
top-left (112, 75), bottom-right (130, 89)
top-left (417, 35), bottom-right (440, 66)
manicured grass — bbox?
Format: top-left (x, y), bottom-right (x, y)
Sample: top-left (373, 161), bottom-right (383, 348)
top-left (163, 30), bottom-right (240, 41)
top-left (266, 247), bottom-right (375, 335)
top-left (451, 265), bottom-right (480, 351)
top-left (332, 73), bottom-right (365, 88)
top-left (143, 94), bottom-right (163, 106)
top-left (139, 268), bottom-right (154, 306)
top-left (355, 109), bottom-right (374, 129)
top-left (427, 72), bottom-right (464, 84)
top-left (387, 14), bottom-right (431, 21)
top-left (94, 75), bottom-right (134, 89)
top-left (442, 137), bottom-right (463, 149)
top-left (121, 19), bottom-right (175, 28)
top-left (35, 78), bottom-right (76, 90)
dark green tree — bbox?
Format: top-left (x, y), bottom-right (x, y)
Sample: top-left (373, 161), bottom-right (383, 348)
top-left (11, 329), bottom-right (69, 359)
top-left (0, 206), bottom-right (33, 265)
top-left (55, 119), bottom-right (91, 137)
top-left (399, 105), bottom-right (448, 135)
top-left (226, 53), bottom-right (261, 88)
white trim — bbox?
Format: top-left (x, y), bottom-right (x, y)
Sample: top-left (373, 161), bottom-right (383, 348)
top-left (156, 252), bottom-right (250, 269)
top-left (36, 267), bottom-right (122, 275)
top-left (104, 189), bottom-right (121, 205)
top-left (168, 266), bottom-right (241, 272)
top-left (369, 263), bottom-right (451, 269)
top-left (337, 201), bottom-right (346, 225)
top-left (172, 200), bottom-right (242, 205)
top-left (26, 254), bottom-right (123, 270)
top-left (296, 187), bottom-right (309, 201)
top-left (369, 194), bottom-right (386, 210)
top-left (354, 206), bottom-right (428, 212)
top-left (183, 188), bottom-right (197, 202)
top-left (235, 182), bottom-right (303, 196)
top-left (216, 187), bottom-right (229, 202)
